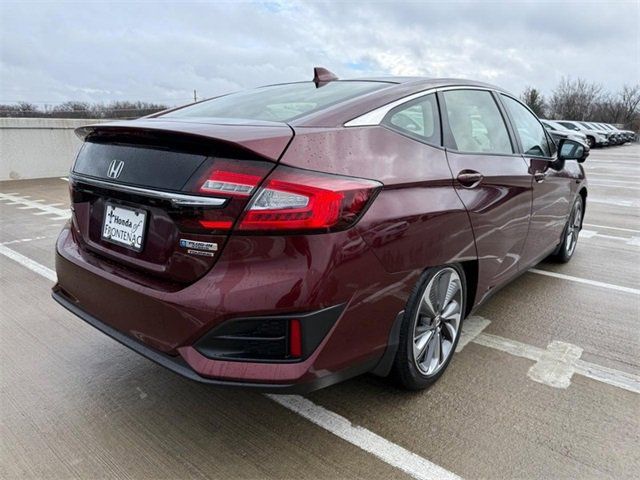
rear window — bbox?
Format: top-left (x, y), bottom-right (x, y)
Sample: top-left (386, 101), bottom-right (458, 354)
top-left (161, 81), bottom-right (390, 122)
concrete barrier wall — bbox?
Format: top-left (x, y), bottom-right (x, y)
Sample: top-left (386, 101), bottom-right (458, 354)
top-left (0, 118), bottom-right (110, 181)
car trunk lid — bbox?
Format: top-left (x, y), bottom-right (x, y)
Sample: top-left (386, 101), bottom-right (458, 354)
top-left (69, 120), bottom-right (292, 286)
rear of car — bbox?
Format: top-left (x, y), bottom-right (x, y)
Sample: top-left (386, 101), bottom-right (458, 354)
top-left (54, 80), bottom-right (398, 392)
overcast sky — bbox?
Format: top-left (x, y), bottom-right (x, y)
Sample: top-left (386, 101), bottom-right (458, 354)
top-left (1, 0), bottom-right (638, 107)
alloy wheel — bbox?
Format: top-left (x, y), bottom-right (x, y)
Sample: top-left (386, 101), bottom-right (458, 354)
top-left (565, 200), bottom-right (582, 257)
top-left (412, 267), bottom-right (463, 376)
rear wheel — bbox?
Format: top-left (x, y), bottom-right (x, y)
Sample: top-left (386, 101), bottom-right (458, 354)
top-left (554, 196), bottom-right (583, 263)
top-left (391, 265), bottom-right (466, 390)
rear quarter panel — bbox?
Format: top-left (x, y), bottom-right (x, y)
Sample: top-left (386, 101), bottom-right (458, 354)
top-left (282, 126), bottom-right (477, 274)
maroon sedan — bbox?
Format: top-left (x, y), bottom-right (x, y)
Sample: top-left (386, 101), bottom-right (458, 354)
top-left (53, 70), bottom-right (588, 392)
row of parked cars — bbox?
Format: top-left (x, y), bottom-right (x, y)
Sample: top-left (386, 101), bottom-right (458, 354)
top-left (541, 119), bottom-right (636, 148)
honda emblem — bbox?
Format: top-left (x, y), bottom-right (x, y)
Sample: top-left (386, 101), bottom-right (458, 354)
top-left (107, 159), bottom-right (124, 179)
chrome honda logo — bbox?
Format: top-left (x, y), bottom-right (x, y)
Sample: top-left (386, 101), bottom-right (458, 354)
top-left (107, 159), bottom-right (124, 179)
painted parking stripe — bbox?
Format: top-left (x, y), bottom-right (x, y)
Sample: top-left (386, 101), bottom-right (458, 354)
top-left (267, 394), bottom-right (461, 480)
top-left (459, 317), bottom-right (640, 394)
top-left (0, 244), bottom-right (461, 480)
top-left (580, 229), bottom-right (640, 246)
top-left (529, 268), bottom-right (640, 295)
top-left (588, 197), bottom-right (635, 207)
top-left (585, 178), bottom-right (640, 185)
top-left (0, 244), bottom-right (57, 282)
top-left (0, 192), bottom-right (70, 220)
top-left (583, 223), bottom-right (640, 234)
top-left (589, 183), bottom-right (640, 191)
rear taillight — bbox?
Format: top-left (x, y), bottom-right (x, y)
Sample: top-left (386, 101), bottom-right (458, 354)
top-left (177, 159), bottom-right (273, 233)
top-left (199, 170), bottom-right (262, 197)
top-left (238, 166), bottom-right (381, 232)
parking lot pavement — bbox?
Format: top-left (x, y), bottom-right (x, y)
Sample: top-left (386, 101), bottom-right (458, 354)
top-left (1, 144), bottom-right (639, 479)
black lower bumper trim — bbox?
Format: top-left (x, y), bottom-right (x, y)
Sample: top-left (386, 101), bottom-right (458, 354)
top-left (51, 287), bottom-right (375, 393)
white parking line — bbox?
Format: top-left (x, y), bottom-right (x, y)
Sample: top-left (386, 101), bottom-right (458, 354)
top-left (0, 244), bottom-right (461, 480)
top-left (0, 192), bottom-right (70, 220)
top-left (267, 394), bottom-right (461, 480)
top-left (460, 317), bottom-right (640, 394)
top-left (580, 229), bottom-right (640, 246)
top-left (529, 268), bottom-right (640, 295)
top-left (583, 223), bottom-right (640, 234)
top-left (588, 197), bottom-right (635, 207)
top-left (0, 244), bottom-right (57, 282)
top-left (586, 178), bottom-right (640, 185)
top-left (589, 182), bottom-right (640, 191)
top-left (0, 235), bottom-right (54, 246)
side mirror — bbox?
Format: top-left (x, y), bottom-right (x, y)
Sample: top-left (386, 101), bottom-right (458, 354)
top-left (558, 138), bottom-right (589, 164)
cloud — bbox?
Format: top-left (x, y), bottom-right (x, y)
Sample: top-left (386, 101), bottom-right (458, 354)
top-left (0, 0), bottom-right (638, 106)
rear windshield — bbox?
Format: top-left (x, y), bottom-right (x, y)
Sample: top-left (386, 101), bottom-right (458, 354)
top-left (161, 81), bottom-right (390, 122)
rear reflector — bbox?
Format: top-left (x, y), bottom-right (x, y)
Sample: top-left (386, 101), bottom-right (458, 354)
top-left (289, 319), bottom-right (302, 358)
top-left (198, 220), bottom-right (233, 230)
top-left (238, 166), bottom-right (381, 232)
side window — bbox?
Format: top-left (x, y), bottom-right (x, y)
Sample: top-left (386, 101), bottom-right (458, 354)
top-left (384, 94), bottom-right (440, 145)
top-left (441, 90), bottom-right (513, 154)
top-left (501, 95), bottom-right (551, 157)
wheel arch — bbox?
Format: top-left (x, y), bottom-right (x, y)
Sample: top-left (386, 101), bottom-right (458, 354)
top-left (459, 259), bottom-right (478, 318)
top-left (578, 187), bottom-right (587, 228)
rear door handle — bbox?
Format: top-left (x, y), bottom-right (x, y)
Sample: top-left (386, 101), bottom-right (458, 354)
top-left (456, 170), bottom-right (483, 188)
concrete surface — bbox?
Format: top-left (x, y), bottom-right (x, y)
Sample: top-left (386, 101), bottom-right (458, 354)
top-left (1, 144), bottom-right (639, 479)
top-left (0, 118), bottom-right (109, 181)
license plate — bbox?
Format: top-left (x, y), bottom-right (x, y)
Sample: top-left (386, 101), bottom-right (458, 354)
top-left (101, 203), bottom-right (147, 252)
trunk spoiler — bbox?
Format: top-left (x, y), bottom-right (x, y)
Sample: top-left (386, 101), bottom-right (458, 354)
top-left (75, 119), bottom-right (294, 162)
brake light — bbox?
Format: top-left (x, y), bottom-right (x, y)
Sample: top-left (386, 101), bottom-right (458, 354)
top-left (238, 166), bottom-right (381, 232)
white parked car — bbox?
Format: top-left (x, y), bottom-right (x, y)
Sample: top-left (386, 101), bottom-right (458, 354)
top-left (540, 120), bottom-right (587, 144)
top-left (556, 120), bottom-right (610, 148)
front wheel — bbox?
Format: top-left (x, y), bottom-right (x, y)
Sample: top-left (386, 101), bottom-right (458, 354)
top-left (586, 136), bottom-right (595, 148)
top-left (554, 196), bottom-right (583, 263)
top-left (391, 265), bottom-right (466, 390)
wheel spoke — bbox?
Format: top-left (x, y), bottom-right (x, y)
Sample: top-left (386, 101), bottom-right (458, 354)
top-left (441, 337), bottom-right (452, 361)
top-left (441, 299), bottom-right (460, 320)
top-left (432, 331), bottom-right (442, 370)
top-left (442, 319), bottom-right (456, 340)
top-left (436, 271), bottom-right (452, 311)
top-left (413, 329), bottom-right (433, 361)
top-left (443, 277), bottom-right (460, 307)
top-left (420, 291), bottom-right (438, 318)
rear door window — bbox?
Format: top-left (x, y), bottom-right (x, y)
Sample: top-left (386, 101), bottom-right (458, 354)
top-left (441, 90), bottom-right (513, 154)
top-left (383, 93), bottom-right (440, 145)
top-left (500, 95), bottom-right (551, 157)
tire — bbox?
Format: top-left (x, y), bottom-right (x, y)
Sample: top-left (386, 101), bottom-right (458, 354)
top-left (553, 195), bottom-right (583, 263)
top-left (586, 136), bottom-right (595, 148)
top-left (391, 265), bottom-right (466, 390)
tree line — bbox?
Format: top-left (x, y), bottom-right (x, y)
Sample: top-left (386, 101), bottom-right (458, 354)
top-left (521, 78), bottom-right (640, 130)
top-left (0, 101), bottom-right (169, 119)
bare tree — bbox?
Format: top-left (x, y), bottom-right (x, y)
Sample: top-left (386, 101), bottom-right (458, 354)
top-left (548, 77), bottom-right (603, 120)
top-left (521, 87), bottom-right (546, 117)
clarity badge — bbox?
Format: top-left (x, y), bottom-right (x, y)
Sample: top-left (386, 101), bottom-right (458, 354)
top-left (179, 239), bottom-right (218, 252)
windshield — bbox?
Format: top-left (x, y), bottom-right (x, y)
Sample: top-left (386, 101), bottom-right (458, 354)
top-left (558, 122), bottom-right (580, 131)
top-left (541, 121), bottom-right (556, 130)
top-left (579, 122), bottom-right (595, 130)
top-left (161, 81), bottom-right (391, 122)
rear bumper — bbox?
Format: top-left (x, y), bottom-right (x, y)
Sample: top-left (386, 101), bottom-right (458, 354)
top-left (52, 287), bottom-right (374, 393)
top-left (54, 223), bottom-right (405, 390)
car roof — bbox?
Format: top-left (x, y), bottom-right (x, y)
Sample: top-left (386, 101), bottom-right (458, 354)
top-left (290, 77), bottom-right (510, 127)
